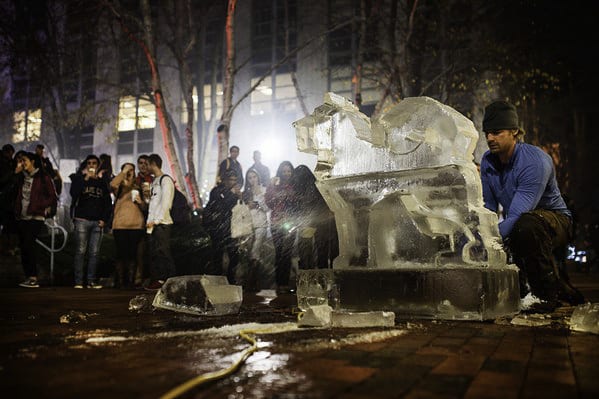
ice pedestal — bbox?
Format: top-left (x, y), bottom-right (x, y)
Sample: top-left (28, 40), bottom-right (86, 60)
top-left (152, 275), bottom-right (242, 316)
top-left (293, 93), bottom-right (520, 320)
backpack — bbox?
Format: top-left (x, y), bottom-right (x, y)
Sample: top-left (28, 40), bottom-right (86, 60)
top-left (160, 175), bottom-right (191, 225)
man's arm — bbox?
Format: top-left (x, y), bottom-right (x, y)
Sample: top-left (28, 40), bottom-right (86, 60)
top-left (153, 176), bottom-right (175, 224)
top-left (480, 161), bottom-right (498, 213)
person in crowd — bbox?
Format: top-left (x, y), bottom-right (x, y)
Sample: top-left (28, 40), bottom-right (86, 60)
top-left (70, 154), bottom-right (112, 289)
top-left (242, 168), bottom-right (271, 292)
top-left (203, 169), bottom-right (242, 284)
top-left (291, 165), bottom-right (339, 270)
top-left (480, 100), bottom-right (584, 312)
top-left (98, 153), bottom-right (115, 183)
top-left (218, 145), bottom-right (244, 188)
top-left (35, 144), bottom-right (62, 196)
top-left (14, 152), bottom-right (58, 288)
top-left (250, 150), bottom-right (270, 188)
top-left (0, 144), bottom-right (19, 256)
top-left (135, 154), bottom-right (153, 185)
top-left (110, 163), bottom-right (147, 288)
top-left (134, 154), bottom-right (153, 287)
top-left (144, 153), bottom-right (176, 291)
top-left (265, 161), bottom-right (297, 294)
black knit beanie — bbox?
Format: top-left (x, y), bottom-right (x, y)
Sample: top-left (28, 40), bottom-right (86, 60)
top-left (482, 100), bottom-right (519, 132)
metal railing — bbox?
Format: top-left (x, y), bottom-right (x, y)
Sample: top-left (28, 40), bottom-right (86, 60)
top-left (36, 218), bottom-right (68, 285)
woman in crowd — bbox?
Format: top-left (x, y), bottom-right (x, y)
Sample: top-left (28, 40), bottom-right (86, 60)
top-left (98, 153), bottom-right (114, 183)
top-left (14, 152), bottom-right (58, 288)
top-left (242, 168), bottom-right (271, 292)
top-left (291, 165), bottom-right (338, 270)
top-left (110, 162), bottom-right (147, 288)
top-left (265, 161), bottom-right (296, 294)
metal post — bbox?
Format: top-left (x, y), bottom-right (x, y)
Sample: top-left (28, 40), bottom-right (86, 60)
top-left (36, 219), bottom-right (68, 286)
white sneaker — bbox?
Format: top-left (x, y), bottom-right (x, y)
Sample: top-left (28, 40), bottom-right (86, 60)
top-left (87, 282), bottom-right (103, 289)
top-left (19, 278), bottom-right (39, 288)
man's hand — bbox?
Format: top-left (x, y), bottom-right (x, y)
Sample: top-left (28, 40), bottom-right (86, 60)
top-left (98, 220), bottom-right (105, 228)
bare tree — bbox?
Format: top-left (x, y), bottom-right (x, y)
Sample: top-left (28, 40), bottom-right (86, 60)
top-left (162, 0), bottom-right (202, 208)
top-left (104, 0), bottom-right (188, 198)
top-left (217, 0), bottom-right (237, 167)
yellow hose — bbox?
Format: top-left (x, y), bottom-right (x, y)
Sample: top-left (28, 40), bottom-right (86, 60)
top-left (159, 326), bottom-right (279, 399)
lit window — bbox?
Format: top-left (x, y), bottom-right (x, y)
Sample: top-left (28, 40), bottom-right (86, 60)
top-left (12, 109), bottom-right (42, 142)
top-left (117, 96), bottom-right (155, 164)
top-left (250, 73), bottom-right (297, 116)
top-left (118, 96), bottom-right (156, 131)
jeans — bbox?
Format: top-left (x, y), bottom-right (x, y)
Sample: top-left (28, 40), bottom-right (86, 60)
top-left (73, 219), bottom-right (103, 285)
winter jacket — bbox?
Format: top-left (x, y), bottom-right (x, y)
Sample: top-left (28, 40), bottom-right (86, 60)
top-left (14, 170), bottom-right (57, 219)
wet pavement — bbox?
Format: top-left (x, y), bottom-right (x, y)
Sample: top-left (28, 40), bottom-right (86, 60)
top-left (1, 263), bottom-right (599, 398)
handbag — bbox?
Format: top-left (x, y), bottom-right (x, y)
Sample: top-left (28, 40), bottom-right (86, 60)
top-left (231, 200), bottom-right (253, 238)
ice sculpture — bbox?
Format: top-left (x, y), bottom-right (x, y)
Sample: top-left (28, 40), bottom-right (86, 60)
top-left (293, 93), bottom-right (520, 320)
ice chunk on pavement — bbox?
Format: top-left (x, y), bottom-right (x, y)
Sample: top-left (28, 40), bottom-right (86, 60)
top-left (59, 310), bottom-right (95, 324)
top-left (152, 275), bottom-right (242, 316)
top-left (520, 292), bottom-right (542, 311)
top-left (298, 305), bottom-right (333, 327)
top-left (331, 311), bottom-right (395, 328)
top-left (510, 313), bottom-right (552, 327)
top-left (569, 303), bottom-right (599, 334)
top-left (128, 295), bottom-right (152, 312)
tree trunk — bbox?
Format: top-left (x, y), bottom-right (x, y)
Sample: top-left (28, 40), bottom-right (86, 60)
top-left (284, 0), bottom-right (309, 117)
top-left (173, 0), bottom-right (201, 209)
top-left (139, 0), bottom-right (187, 194)
top-left (218, 0), bottom-right (237, 167)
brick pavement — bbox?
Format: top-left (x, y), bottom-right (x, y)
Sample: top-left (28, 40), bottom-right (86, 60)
top-left (193, 270), bottom-right (599, 398)
top-left (1, 251), bottom-right (599, 398)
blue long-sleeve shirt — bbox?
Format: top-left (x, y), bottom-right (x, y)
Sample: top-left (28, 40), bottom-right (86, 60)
top-left (480, 142), bottom-right (571, 239)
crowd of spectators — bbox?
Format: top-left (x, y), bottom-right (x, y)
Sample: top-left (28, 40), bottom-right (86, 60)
top-left (1, 142), bottom-right (340, 295)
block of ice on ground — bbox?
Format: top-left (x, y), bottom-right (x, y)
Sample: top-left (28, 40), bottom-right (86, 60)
top-left (152, 275), bottom-right (242, 316)
top-left (298, 305), bottom-right (333, 327)
top-left (569, 303), bottom-right (599, 334)
top-left (510, 314), bottom-right (552, 327)
top-left (331, 311), bottom-right (395, 328)
top-left (293, 94), bottom-right (520, 320)
top-left (128, 295), bottom-right (152, 312)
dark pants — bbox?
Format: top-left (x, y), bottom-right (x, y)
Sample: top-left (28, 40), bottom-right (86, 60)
top-left (210, 236), bottom-right (239, 284)
top-left (113, 229), bottom-right (144, 262)
top-left (17, 219), bottom-right (45, 278)
top-left (149, 224), bottom-right (175, 280)
top-left (508, 209), bottom-right (571, 301)
top-left (272, 226), bottom-right (295, 287)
